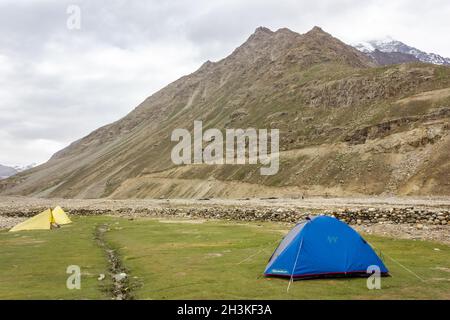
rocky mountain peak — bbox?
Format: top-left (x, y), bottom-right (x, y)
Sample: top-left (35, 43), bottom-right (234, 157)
top-left (230, 26), bottom-right (373, 68)
top-left (198, 60), bottom-right (215, 72)
top-left (244, 26), bottom-right (274, 44)
top-left (305, 25), bottom-right (327, 35)
top-left (253, 26), bottom-right (273, 35)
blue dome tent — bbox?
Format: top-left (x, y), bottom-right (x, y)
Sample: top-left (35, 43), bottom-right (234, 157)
top-left (264, 216), bottom-right (389, 279)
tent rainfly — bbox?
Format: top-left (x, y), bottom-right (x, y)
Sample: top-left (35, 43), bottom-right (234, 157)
top-left (264, 216), bottom-right (389, 279)
top-left (9, 206), bottom-right (72, 232)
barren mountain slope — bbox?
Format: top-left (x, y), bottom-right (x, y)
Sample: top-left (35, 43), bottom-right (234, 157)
top-left (1, 27), bottom-right (450, 198)
top-left (365, 49), bottom-right (419, 66)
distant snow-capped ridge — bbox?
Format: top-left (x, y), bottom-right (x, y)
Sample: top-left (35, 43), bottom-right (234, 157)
top-left (354, 38), bottom-right (450, 65)
top-left (0, 163), bottom-right (36, 180)
top-left (0, 164), bottom-right (17, 179)
top-left (13, 163), bottom-right (36, 172)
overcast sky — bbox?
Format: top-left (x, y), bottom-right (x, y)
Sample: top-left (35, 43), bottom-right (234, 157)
top-left (0, 0), bottom-right (449, 166)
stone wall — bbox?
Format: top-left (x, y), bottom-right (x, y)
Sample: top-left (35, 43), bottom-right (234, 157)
top-left (330, 207), bottom-right (449, 226)
top-left (2, 206), bottom-right (449, 226)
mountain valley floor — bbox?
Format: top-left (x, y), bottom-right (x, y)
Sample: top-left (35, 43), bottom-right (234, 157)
top-left (0, 213), bottom-right (449, 299)
top-left (0, 196), bottom-right (449, 299)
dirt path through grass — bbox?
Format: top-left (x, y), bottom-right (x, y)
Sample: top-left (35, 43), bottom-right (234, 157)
top-left (94, 224), bottom-right (134, 300)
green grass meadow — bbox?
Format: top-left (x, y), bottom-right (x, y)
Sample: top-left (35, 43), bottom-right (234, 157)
top-left (0, 216), bottom-right (449, 299)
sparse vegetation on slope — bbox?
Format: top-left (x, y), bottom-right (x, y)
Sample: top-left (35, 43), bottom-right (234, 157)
top-left (1, 27), bottom-right (450, 198)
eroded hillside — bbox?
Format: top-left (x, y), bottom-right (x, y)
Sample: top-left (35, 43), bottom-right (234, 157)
top-left (1, 27), bottom-right (450, 198)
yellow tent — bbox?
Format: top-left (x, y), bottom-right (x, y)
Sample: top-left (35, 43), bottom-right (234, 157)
top-left (52, 206), bottom-right (72, 225)
top-left (9, 207), bottom-right (72, 232)
top-left (9, 209), bottom-right (53, 232)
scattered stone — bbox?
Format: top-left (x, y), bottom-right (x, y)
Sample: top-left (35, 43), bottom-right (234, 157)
top-left (113, 272), bottom-right (127, 282)
top-left (206, 253), bottom-right (223, 258)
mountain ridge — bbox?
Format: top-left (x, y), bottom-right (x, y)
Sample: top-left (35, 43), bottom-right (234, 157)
top-left (354, 38), bottom-right (450, 65)
top-left (0, 164), bottom-right (17, 180)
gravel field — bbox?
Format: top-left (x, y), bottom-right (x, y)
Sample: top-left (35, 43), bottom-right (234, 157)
top-left (2, 195), bottom-right (450, 212)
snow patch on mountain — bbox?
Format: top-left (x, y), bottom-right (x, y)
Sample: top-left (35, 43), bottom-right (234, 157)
top-left (13, 163), bottom-right (37, 172)
top-left (354, 38), bottom-right (450, 65)
top-left (0, 163), bottom-right (36, 180)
